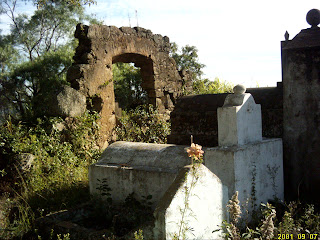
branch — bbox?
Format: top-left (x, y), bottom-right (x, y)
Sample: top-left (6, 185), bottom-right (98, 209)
top-left (45, 21), bottom-right (61, 52)
top-left (4, 0), bottom-right (34, 61)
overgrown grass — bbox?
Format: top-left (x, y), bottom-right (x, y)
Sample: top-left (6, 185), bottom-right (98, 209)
top-left (1, 107), bottom-right (319, 240)
top-left (0, 112), bottom-right (101, 239)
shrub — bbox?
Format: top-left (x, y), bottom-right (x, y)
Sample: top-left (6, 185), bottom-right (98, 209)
top-left (115, 104), bottom-right (171, 144)
top-left (0, 112), bottom-right (101, 238)
top-left (190, 78), bottom-right (234, 95)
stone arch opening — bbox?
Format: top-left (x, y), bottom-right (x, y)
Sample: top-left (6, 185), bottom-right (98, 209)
top-left (112, 53), bottom-right (156, 109)
top-left (67, 24), bottom-right (189, 147)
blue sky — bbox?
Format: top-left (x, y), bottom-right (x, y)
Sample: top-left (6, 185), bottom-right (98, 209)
top-left (1, 0), bottom-right (319, 87)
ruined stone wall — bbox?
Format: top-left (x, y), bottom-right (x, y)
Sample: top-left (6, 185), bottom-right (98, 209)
top-left (66, 24), bottom-right (186, 147)
top-left (168, 84), bottom-right (283, 147)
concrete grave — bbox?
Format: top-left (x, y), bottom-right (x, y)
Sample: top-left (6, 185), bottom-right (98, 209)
top-left (205, 85), bottom-right (284, 216)
top-left (89, 142), bottom-right (229, 239)
top-left (89, 141), bottom-right (191, 208)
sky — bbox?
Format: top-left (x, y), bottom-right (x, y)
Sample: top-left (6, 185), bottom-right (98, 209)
top-left (1, 0), bottom-right (319, 87)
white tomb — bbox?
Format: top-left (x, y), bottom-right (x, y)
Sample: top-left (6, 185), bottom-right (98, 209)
top-left (205, 85), bottom-right (284, 216)
top-left (89, 142), bottom-right (228, 239)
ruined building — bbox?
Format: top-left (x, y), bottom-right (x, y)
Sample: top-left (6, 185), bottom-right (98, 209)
top-left (66, 24), bottom-right (190, 147)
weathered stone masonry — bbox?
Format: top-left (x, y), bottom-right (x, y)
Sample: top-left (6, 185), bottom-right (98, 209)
top-left (66, 24), bottom-right (187, 147)
top-left (282, 19), bottom-right (320, 202)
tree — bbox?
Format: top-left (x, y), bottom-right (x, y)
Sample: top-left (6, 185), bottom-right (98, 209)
top-left (0, 33), bottom-right (19, 121)
top-left (35, 0), bottom-right (95, 8)
top-left (1, 0), bottom-right (88, 61)
top-left (192, 78), bottom-right (233, 95)
top-left (0, 32), bottom-right (18, 73)
top-left (170, 42), bottom-right (205, 81)
top-left (0, 0), bottom-right (96, 9)
top-left (0, 0), bottom-right (97, 120)
top-left (113, 62), bottom-right (147, 110)
top-left (170, 42), bottom-right (233, 95)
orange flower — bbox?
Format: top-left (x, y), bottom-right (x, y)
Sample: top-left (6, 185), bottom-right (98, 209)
top-left (186, 143), bottom-right (204, 160)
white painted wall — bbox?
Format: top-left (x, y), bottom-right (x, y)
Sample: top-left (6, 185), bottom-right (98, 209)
top-left (154, 165), bottom-right (228, 240)
top-left (205, 138), bottom-right (284, 219)
top-left (218, 93), bottom-right (262, 146)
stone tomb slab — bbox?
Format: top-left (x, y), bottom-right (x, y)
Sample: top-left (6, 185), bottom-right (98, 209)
top-left (89, 141), bottom-right (191, 208)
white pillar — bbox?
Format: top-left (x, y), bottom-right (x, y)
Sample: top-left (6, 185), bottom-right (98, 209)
top-left (217, 85), bottom-right (262, 146)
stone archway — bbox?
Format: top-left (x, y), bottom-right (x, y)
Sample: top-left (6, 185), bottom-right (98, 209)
top-left (66, 24), bottom-right (187, 147)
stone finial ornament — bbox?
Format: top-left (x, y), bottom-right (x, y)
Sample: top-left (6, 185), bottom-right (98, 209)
top-left (223, 84), bottom-right (247, 107)
top-left (233, 84), bottom-right (246, 95)
top-left (284, 31), bottom-right (289, 41)
top-left (306, 9), bottom-right (320, 28)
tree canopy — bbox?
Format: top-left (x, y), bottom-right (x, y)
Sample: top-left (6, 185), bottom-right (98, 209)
top-left (113, 62), bottom-right (147, 110)
top-left (170, 42), bottom-right (205, 81)
top-left (170, 42), bottom-right (233, 95)
top-left (35, 0), bottom-right (95, 8)
top-left (0, 0), bottom-right (97, 121)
